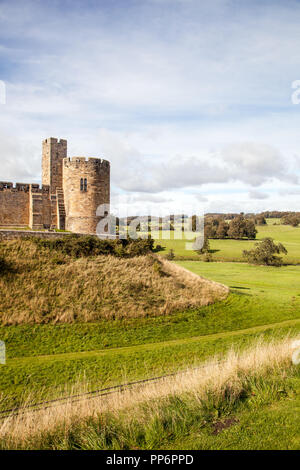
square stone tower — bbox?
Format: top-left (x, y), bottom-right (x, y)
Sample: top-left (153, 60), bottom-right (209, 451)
top-left (42, 137), bottom-right (67, 194)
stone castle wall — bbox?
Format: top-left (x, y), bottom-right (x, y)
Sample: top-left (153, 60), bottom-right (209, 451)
top-left (0, 139), bottom-right (110, 234)
top-left (63, 157), bottom-right (110, 234)
top-left (29, 184), bottom-right (52, 230)
top-left (0, 183), bottom-right (30, 228)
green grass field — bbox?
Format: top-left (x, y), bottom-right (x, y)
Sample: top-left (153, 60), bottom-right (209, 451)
top-left (0, 219), bottom-right (299, 449)
top-left (1, 259), bottom-right (300, 409)
top-left (154, 219), bottom-right (300, 263)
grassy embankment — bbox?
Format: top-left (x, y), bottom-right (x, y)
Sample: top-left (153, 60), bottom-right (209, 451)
top-left (0, 337), bottom-right (298, 450)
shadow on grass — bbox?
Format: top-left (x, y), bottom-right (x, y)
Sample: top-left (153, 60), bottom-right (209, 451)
top-left (153, 245), bottom-right (166, 253)
top-left (230, 286), bottom-right (250, 290)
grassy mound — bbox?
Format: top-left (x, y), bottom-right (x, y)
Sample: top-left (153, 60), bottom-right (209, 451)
top-left (0, 239), bottom-right (227, 324)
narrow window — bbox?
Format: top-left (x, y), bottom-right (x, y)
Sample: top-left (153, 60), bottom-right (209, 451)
top-left (80, 178), bottom-right (84, 191)
top-left (84, 178), bottom-right (87, 191)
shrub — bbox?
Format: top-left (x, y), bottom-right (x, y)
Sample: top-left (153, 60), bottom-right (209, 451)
top-left (30, 235), bottom-right (154, 259)
top-left (243, 237), bottom-right (288, 266)
top-left (124, 238), bottom-right (154, 257)
top-left (166, 249), bottom-right (175, 260)
top-left (203, 252), bottom-right (213, 262)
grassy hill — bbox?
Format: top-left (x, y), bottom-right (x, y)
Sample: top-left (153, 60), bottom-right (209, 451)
top-left (0, 238), bottom-right (227, 325)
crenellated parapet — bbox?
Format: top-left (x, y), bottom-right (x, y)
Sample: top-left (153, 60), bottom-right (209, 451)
top-left (63, 156), bottom-right (110, 169)
top-left (0, 183), bottom-right (51, 193)
top-left (30, 184), bottom-right (51, 194)
top-left (0, 182), bottom-right (30, 191)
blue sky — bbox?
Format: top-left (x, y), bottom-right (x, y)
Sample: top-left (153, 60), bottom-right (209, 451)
top-left (1, 0), bottom-right (300, 214)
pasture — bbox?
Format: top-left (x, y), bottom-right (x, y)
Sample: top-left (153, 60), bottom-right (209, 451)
top-left (155, 219), bottom-right (300, 263)
top-left (0, 218), bottom-right (299, 449)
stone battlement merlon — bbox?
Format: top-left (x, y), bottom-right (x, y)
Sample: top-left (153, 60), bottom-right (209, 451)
top-left (0, 182), bottom-right (30, 191)
top-left (0, 182), bottom-right (51, 192)
top-left (63, 157), bottom-right (110, 167)
top-left (30, 184), bottom-right (51, 194)
top-left (43, 137), bottom-right (67, 145)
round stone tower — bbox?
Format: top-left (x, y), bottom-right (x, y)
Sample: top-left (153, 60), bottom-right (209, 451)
top-left (63, 157), bottom-right (110, 234)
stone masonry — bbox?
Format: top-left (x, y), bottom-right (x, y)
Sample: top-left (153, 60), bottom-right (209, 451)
top-left (0, 138), bottom-right (110, 234)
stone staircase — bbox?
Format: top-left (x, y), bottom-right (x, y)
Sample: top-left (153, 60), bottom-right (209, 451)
top-left (56, 188), bottom-right (66, 230)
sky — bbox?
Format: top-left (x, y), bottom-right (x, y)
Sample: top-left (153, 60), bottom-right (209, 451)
top-left (1, 0), bottom-right (300, 215)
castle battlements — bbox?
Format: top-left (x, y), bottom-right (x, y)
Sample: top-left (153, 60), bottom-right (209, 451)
top-left (0, 138), bottom-right (110, 233)
top-left (64, 157), bottom-right (110, 167)
top-left (30, 184), bottom-right (51, 194)
top-left (0, 182), bottom-right (30, 191)
top-left (43, 137), bottom-right (67, 145)
top-left (0, 182), bottom-right (51, 193)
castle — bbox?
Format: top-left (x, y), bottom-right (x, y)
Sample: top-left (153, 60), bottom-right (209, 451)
top-left (0, 138), bottom-right (110, 234)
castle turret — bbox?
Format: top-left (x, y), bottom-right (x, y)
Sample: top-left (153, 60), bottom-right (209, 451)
top-left (42, 137), bottom-right (67, 194)
top-left (63, 157), bottom-right (110, 234)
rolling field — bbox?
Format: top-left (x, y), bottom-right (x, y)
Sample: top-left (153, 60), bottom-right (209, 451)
top-left (1, 260), bottom-right (300, 410)
top-left (0, 220), bottom-right (299, 449)
top-left (155, 219), bottom-right (300, 263)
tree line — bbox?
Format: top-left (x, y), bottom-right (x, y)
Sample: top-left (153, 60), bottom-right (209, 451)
top-left (203, 214), bottom-right (257, 240)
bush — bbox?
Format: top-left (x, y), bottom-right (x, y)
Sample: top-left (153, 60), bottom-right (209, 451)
top-left (166, 249), bottom-right (175, 260)
top-left (30, 235), bottom-right (154, 259)
top-left (243, 238), bottom-right (288, 266)
top-left (193, 235), bottom-right (210, 254)
top-left (124, 238), bottom-right (154, 256)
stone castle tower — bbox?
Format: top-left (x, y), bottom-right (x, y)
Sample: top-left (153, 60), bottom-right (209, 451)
top-left (63, 157), bottom-right (110, 233)
top-left (0, 137), bottom-right (110, 234)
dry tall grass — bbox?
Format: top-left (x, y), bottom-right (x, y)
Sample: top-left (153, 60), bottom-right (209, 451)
top-left (0, 239), bottom-right (228, 324)
top-left (0, 336), bottom-right (297, 449)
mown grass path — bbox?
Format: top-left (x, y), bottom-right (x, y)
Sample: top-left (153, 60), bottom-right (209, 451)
top-left (7, 317), bottom-right (300, 365)
top-left (1, 316), bottom-right (299, 410)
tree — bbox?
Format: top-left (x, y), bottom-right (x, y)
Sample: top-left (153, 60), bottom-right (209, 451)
top-left (227, 215), bottom-right (257, 239)
top-left (216, 220), bottom-right (229, 239)
top-left (204, 222), bottom-right (217, 238)
top-left (244, 219), bottom-right (257, 239)
top-left (193, 234), bottom-right (212, 261)
top-left (243, 238), bottom-right (288, 266)
top-left (281, 214), bottom-right (300, 227)
top-left (227, 215), bottom-right (246, 239)
top-left (255, 215), bottom-right (267, 225)
top-left (191, 215), bottom-right (202, 232)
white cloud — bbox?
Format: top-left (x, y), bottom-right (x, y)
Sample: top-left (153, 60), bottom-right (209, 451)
top-left (1, 0), bottom-right (300, 213)
top-left (248, 190), bottom-right (270, 200)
